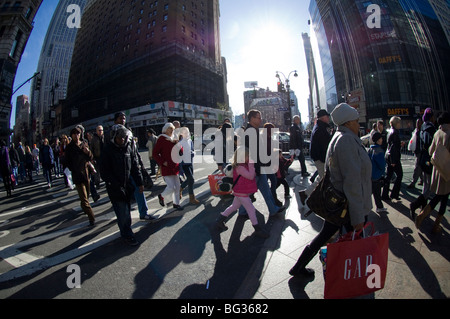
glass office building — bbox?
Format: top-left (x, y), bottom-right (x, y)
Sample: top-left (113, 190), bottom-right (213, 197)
top-left (30, 0), bottom-right (87, 141)
top-left (308, 0), bottom-right (450, 132)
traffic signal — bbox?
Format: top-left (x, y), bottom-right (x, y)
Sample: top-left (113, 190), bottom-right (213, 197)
top-left (277, 81), bottom-right (282, 92)
top-left (35, 78), bottom-right (41, 90)
top-left (284, 112), bottom-right (291, 126)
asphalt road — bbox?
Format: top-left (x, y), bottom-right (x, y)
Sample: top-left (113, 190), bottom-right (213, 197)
top-left (0, 150), bottom-right (435, 303)
top-left (0, 151), bottom-right (284, 300)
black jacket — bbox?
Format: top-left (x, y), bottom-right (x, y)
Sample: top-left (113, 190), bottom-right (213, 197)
top-left (386, 129), bottom-right (402, 165)
top-left (100, 140), bottom-right (143, 202)
top-left (310, 120), bottom-right (331, 162)
top-left (289, 124), bottom-right (304, 150)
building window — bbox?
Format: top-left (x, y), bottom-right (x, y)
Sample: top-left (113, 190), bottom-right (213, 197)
top-left (163, 13), bottom-right (168, 21)
top-left (25, 6), bottom-right (33, 19)
top-left (164, 3), bottom-right (168, 10)
top-left (162, 25), bottom-right (167, 32)
top-left (9, 30), bottom-right (22, 58)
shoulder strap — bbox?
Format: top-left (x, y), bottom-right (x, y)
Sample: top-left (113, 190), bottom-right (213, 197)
top-left (232, 174), bottom-right (241, 189)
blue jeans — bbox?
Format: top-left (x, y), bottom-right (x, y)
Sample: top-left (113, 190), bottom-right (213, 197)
top-left (239, 174), bottom-right (280, 216)
top-left (42, 164), bottom-right (53, 185)
top-left (131, 177), bottom-right (148, 218)
top-left (111, 200), bottom-right (134, 239)
top-left (180, 164), bottom-right (194, 195)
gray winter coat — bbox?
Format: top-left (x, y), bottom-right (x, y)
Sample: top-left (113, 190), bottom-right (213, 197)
top-left (326, 126), bottom-right (373, 226)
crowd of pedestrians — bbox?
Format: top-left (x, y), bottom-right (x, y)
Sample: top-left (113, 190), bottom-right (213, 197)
top-left (1, 106), bottom-right (448, 296)
top-left (291, 106), bottom-right (449, 280)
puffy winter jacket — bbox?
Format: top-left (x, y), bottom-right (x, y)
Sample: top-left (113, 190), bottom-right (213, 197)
top-left (232, 162), bottom-right (257, 196)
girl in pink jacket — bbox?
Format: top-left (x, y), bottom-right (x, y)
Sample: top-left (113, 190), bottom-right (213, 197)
top-left (215, 147), bottom-right (269, 238)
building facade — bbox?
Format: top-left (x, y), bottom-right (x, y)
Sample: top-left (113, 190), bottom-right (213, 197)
top-left (243, 88), bottom-right (299, 132)
top-left (13, 94), bottom-right (29, 144)
top-left (63, 0), bottom-right (228, 140)
top-left (30, 0), bottom-right (87, 143)
top-left (308, 0), bottom-right (450, 133)
top-left (0, 0), bottom-right (42, 142)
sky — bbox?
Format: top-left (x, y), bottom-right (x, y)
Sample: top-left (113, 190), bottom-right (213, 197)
top-left (11, 0), bottom-right (312, 127)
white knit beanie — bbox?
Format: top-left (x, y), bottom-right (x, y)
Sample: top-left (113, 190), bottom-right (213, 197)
top-left (331, 103), bottom-right (359, 126)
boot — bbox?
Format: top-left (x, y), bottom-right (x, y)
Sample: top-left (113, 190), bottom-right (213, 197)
top-left (432, 215), bottom-right (444, 234)
top-left (215, 215), bottom-right (228, 231)
top-left (410, 195), bottom-right (425, 221)
top-left (189, 194), bottom-right (200, 205)
top-left (253, 224), bottom-right (269, 238)
top-left (289, 245), bottom-right (315, 277)
top-left (415, 204), bottom-right (432, 229)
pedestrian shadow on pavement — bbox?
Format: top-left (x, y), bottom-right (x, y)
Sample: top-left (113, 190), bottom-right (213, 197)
top-left (178, 211), bottom-right (269, 299)
top-left (1, 222), bottom-right (149, 299)
top-left (287, 275), bottom-right (315, 299)
top-left (371, 208), bottom-right (448, 299)
top-left (132, 197), bottom-right (233, 299)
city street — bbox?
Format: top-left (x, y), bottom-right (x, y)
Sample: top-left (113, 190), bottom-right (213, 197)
top-left (0, 150), bottom-right (449, 301)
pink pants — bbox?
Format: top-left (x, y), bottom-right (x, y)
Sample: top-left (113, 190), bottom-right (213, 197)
top-left (221, 195), bottom-right (258, 225)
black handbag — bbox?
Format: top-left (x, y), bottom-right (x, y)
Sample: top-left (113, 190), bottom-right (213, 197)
top-left (306, 169), bottom-right (350, 226)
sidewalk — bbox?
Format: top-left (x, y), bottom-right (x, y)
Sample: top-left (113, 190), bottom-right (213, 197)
top-left (236, 157), bottom-right (450, 299)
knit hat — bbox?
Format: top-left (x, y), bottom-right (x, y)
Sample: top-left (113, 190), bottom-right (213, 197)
top-left (331, 103), bottom-right (359, 126)
top-left (422, 108), bottom-right (433, 122)
top-left (372, 132), bottom-right (382, 144)
top-left (70, 127), bottom-right (82, 136)
top-left (110, 124), bottom-right (132, 145)
top-left (114, 111), bottom-right (126, 122)
top-left (317, 109), bottom-right (330, 118)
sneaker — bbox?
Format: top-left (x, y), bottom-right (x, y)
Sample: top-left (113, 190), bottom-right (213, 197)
top-left (158, 194), bottom-right (165, 206)
top-left (302, 172), bottom-right (311, 177)
top-left (93, 194), bottom-right (100, 202)
top-left (376, 207), bottom-right (388, 213)
top-left (173, 204), bottom-right (184, 211)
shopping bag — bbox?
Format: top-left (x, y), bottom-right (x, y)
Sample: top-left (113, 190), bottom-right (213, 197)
top-left (408, 130), bottom-right (417, 152)
top-left (64, 167), bottom-right (75, 190)
top-left (208, 174), bottom-right (231, 196)
top-left (324, 224), bottom-right (389, 299)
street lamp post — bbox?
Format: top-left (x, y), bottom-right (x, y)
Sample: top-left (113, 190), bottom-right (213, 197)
top-left (276, 70), bottom-right (298, 127)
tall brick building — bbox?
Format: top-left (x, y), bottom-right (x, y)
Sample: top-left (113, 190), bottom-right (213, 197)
top-left (63, 0), bottom-right (228, 135)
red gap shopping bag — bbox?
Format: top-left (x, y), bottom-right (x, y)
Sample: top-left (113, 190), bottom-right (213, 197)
top-left (324, 228), bottom-right (389, 299)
